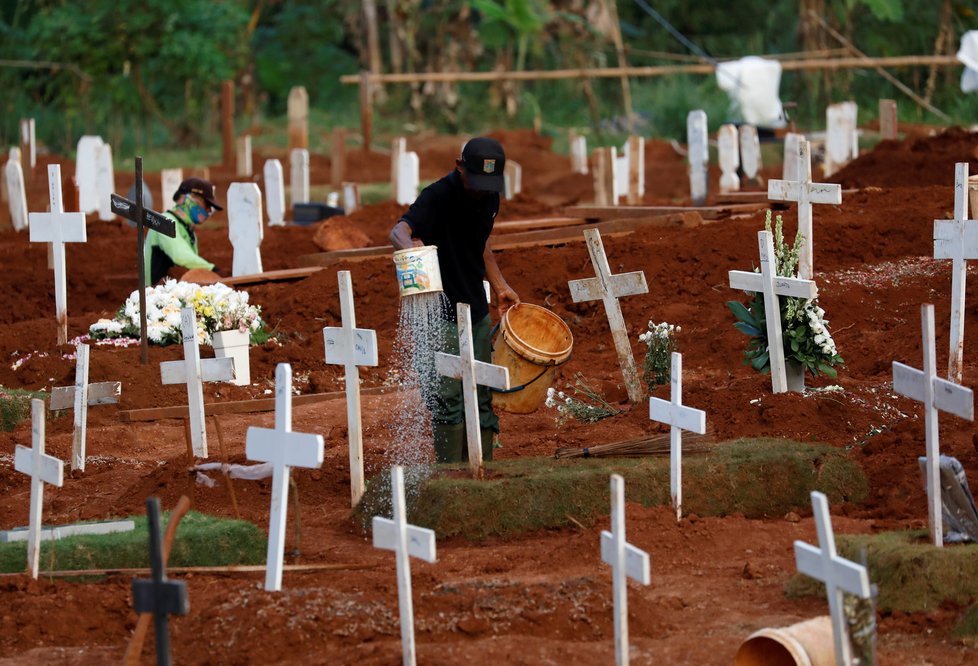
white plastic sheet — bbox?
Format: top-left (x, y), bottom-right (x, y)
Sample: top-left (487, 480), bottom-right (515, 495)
top-left (715, 56), bottom-right (786, 127)
top-left (957, 30), bottom-right (978, 93)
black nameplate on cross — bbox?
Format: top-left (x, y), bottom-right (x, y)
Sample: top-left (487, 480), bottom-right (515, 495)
top-left (112, 157), bottom-right (176, 365)
top-left (132, 496), bottom-right (188, 666)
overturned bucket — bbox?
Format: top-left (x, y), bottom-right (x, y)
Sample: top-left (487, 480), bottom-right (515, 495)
top-left (491, 303), bottom-right (573, 414)
top-left (734, 616), bottom-right (834, 666)
top-left (392, 245), bottom-right (443, 297)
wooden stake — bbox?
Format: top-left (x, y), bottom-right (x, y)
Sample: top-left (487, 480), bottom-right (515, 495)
top-left (221, 80), bottom-right (235, 169)
top-left (331, 127), bottom-right (346, 188)
top-left (359, 71), bottom-right (374, 151)
top-left (212, 415), bottom-right (241, 520)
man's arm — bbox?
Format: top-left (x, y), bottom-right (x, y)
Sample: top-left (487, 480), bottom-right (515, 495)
top-left (155, 230), bottom-right (215, 271)
top-left (484, 239), bottom-right (519, 319)
top-left (389, 219), bottom-right (423, 250)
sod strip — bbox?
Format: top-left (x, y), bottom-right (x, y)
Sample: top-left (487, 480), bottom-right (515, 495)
top-left (785, 529), bottom-right (978, 613)
top-left (354, 438), bottom-right (869, 541)
top-left (0, 511), bottom-right (266, 574)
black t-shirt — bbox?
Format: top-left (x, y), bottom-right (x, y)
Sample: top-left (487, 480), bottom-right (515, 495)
top-left (401, 170), bottom-right (498, 322)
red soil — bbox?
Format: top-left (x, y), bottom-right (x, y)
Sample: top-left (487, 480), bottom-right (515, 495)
top-left (1, 128), bottom-right (977, 663)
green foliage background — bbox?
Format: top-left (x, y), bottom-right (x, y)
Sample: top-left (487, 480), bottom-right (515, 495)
top-left (2, 0), bottom-right (977, 160)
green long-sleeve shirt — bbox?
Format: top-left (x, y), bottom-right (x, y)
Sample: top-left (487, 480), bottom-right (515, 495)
top-left (143, 211), bottom-right (214, 284)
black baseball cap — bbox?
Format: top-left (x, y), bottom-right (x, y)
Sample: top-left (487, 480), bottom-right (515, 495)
top-left (174, 177), bottom-right (223, 211)
top-left (460, 137), bottom-right (506, 193)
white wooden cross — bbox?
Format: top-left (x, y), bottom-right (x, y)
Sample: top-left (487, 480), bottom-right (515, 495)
top-left (29, 164), bottom-right (88, 345)
top-left (342, 182), bottom-right (361, 215)
top-left (372, 465), bottom-right (437, 666)
top-left (933, 163), bottom-right (978, 383)
top-left (600, 474), bottom-right (651, 666)
top-left (824, 101), bottom-right (858, 177)
top-left (649, 352), bottom-right (706, 522)
top-left (624, 136), bottom-right (645, 205)
top-left (14, 399), bottom-right (65, 579)
top-left (738, 124), bottom-right (762, 184)
top-left (246, 363), bottom-right (324, 592)
top-left (571, 134), bottom-right (589, 175)
top-left (435, 303), bottom-right (510, 478)
top-left (228, 182), bottom-right (264, 276)
top-left (263, 159), bottom-right (286, 226)
top-left (75, 135), bottom-right (103, 215)
top-left (49, 343), bottom-right (122, 472)
top-left (892, 303), bottom-right (974, 547)
top-left (323, 270), bottom-right (379, 507)
top-left (4, 150), bottom-right (28, 232)
top-left (503, 159), bottom-right (522, 200)
top-left (19, 118), bottom-right (36, 170)
top-left (290, 148), bottom-right (310, 205)
top-left (794, 491), bottom-right (871, 666)
top-left (568, 228), bottom-right (648, 403)
top-left (160, 168), bottom-right (184, 207)
top-left (95, 142), bottom-right (116, 222)
top-left (729, 230), bottom-right (818, 394)
top-left (396, 151), bottom-right (420, 206)
top-left (767, 140), bottom-right (841, 280)
top-left (718, 123), bottom-right (741, 193)
top-left (687, 110), bottom-right (709, 206)
top-left (160, 307), bottom-right (236, 458)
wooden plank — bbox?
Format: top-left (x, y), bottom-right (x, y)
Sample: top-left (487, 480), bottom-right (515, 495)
top-left (493, 217), bottom-right (585, 233)
top-left (119, 385), bottom-right (395, 422)
top-left (295, 213), bottom-right (701, 268)
top-left (217, 266), bottom-right (323, 287)
top-left (6, 562), bottom-right (378, 579)
top-left (566, 202), bottom-right (765, 221)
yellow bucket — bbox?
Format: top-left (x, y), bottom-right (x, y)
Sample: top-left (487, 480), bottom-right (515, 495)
top-left (492, 303), bottom-right (573, 414)
top-left (392, 245), bottom-right (443, 297)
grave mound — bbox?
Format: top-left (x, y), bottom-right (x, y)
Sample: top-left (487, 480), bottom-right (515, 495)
top-left (0, 510), bottom-right (265, 574)
top-left (353, 439), bottom-right (868, 540)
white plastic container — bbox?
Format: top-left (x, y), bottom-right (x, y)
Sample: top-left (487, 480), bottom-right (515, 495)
top-left (392, 245), bottom-right (443, 297)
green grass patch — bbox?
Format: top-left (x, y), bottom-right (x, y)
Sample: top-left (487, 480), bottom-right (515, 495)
top-left (0, 511), bottom-right (266, 574)
top-left (354, 438), bottom-right (867, 541)
top-left (785, 530), bottom-right (978, 613)
top-left (953, 605), bottom-right (978, 639)
top-left (0, 388), bottom-right (49, 432)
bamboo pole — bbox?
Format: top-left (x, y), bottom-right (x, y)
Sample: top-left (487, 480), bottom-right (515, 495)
top-left (599, 0), bottom-right (634, 133)
top-left (341, 55), bottom-right (960, 85)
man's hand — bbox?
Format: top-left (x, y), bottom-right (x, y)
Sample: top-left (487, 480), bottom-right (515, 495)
top-left (496, 285), bottom-right (520, 319)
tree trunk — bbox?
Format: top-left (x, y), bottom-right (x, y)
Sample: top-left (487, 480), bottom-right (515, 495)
top-left (362, 0), bottom-right (386, 102)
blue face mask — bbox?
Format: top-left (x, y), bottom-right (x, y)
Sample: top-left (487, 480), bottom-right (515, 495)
top-left (178, 197), bottom-right (210, 224)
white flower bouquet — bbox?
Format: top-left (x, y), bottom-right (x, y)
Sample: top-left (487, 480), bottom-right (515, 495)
top-left (544, 373), bottom-right (623, 426)
top-left (637, 321), bottom-right (680, 390)
top-left (89, 280), bottom-right (266, 347)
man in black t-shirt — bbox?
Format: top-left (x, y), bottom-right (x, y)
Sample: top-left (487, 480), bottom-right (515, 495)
top-left (389, 137), bottom-right (519, 464)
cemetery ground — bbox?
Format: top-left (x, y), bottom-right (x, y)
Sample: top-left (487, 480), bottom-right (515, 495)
top-left (2, 127), bottom-right (978, 663)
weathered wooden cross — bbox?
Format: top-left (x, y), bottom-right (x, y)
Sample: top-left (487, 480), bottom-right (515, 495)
top-left (28, 164), bottom-right (88, 344)
top-left (892, 303), bottom-right (974, 547)
top-left (3, 148), bottom-right (28, 231)
top-left (50, 342), bottom-right (121, 472)
top-left (160, 307), bottom-right (236, 458)
top-left (290, 148), bottom-right (310, 205)
top-left (568, 228), bottom-right (648, 403)
top-left (687, 109), bottom-right (709, 206)
top-left (718, 123), bottom-right (740, 193)
top-left (738, 124), bottom-right (762, 185)
top-left (372, 465), bottom-right (437, 666)
top-left (246, 363), bottom-right (324, 591)
top-left (131, 497), bottom-right (189, 666)
top-left (601, 473), bottom-right (651, 666)
top-left (649, 352), bottom-right (706, 522)
top-left (14, 399), bottom-right (64, 578)
top-left (766, 139), bottom-right (842, 280)
top-left (794, 491), bottom-right (871, 666)
top-left (729, 230), bottom-right (818, 394)
top-left (110, 157), bottom-right (176, 364)
top-left (435, 303), bottom-right (510, 478)
top-left (323, 270), bottom-right (379, 507)
top-left (933, 163), bottom-right (978, 383)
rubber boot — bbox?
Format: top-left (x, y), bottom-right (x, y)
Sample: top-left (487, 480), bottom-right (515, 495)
top-left (432, 422), bottom-right (465, 463)
top-left (480, 428), bottom-right (496, 462)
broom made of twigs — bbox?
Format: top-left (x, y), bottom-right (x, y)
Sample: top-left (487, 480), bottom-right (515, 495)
top-left (554, 432), bottom-right (711, 459)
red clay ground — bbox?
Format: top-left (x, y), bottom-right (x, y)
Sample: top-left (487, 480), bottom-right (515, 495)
top-left (1, 128), bottom-right (977, 663)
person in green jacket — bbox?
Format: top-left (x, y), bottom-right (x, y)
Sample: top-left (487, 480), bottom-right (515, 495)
top-left (144, 177), bottom-right (223, 284)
